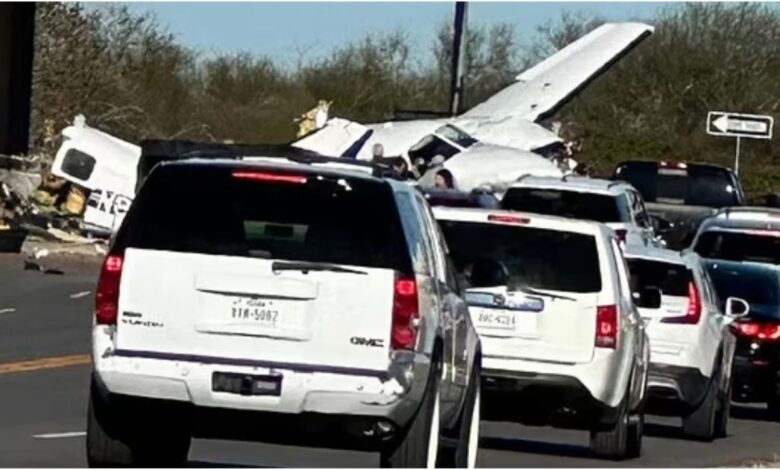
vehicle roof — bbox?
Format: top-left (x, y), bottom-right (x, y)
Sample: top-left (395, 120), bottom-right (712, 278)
top-left (432, 206), bottom-right (611, 237)
top-left (510, 175), bottom-right (632, 196)
top-left (699, 206), bottom-right (780, 231)
top-left (615, 160), bottom-right (734, 172)
top-left (157, 156), bottom-right (394, 185)
top-left (623, 245), bottom-right (702, 269)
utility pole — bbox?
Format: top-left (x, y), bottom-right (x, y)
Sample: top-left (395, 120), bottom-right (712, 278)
top-left (449, 2), bottom-right (468, 116)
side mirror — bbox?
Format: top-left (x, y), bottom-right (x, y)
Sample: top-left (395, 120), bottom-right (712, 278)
top-left (633, 286), bottom-right (662, 309)
top-left (726, 297), bottom-right (750, 318)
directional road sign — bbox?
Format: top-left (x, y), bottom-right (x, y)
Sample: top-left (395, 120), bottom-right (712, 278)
top-left (707, 111), bottom-right (773, 139)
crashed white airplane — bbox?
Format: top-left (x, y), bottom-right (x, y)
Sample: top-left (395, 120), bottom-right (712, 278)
top-left (50, 22), bottom-right (652, 235)
top-left (293, 22), bottom-right (654, 191)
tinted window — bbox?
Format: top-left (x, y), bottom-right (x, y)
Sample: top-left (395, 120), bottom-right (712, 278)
top-left (502, 188), bottom-right (628, 223)
top-left (613, 162), bottom-right (741, 208)
top-left (115, 165), bottom-right (412, 273)
top-left (627, 258), bottom-right (693, 297)
top-left (61, 149), bottom-right (96, 181)
top-left (708, 264), bottom-right (780, 316)
top-left (438, 220), bottom-right (602, 293)
top-left (694, 230), bottom-right (780, 265)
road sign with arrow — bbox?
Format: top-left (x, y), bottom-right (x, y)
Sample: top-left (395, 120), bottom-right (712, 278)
top-left (707, 111), bottom-right (773, 139)
top-left (706, 111), bottom-right (774, 175)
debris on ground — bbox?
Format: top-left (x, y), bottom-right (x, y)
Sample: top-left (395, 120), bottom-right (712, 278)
top-left (0, 150), bottom-right (106, 254)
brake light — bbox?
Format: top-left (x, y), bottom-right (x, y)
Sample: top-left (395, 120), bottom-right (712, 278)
top-left (488, 214), bottom-right (530, 224)
top-left (392, 278), bottom-right (419, 350)
top-left (733, 322), bottom-right (780, 341)
top-left (595, 305), bottom-right (618, 348)
top-left (614, 229), bottom-right (628, 245)
top-left (95, 255), bottom-right (124, 325)
top-left (661, 281), bottom-right (701, 324)
top-left (232, 171), bottom-right (307, 184)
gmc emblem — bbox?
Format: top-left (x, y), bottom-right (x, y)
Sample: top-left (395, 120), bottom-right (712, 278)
top-left (350, 336), bottom-right (384, 348)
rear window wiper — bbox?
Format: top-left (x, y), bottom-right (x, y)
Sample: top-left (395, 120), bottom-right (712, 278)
top-left (510, 284), bottom-right (576, 302)
top-left (271, 260), bottom-right (367, 275)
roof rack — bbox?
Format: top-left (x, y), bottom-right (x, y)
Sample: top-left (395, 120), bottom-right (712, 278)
top-left (136, 139), bottom-right (401, 192)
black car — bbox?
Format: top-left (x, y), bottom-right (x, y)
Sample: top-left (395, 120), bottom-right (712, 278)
top-left (706, 260), bottom-right (780, 417)
top-left (612, 161), bottom-right (745, 249)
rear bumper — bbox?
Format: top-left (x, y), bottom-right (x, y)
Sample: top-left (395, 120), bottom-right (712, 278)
top-left (91, 373), bottom-right (401, 450)
top-left (480, 369), bottom-right (622, 430)
top-left (92, 327), bottom-right (428, 431)
top-left (732, 355), bottom-right (777, 402)
top-left (645, 363), bottom-right (710, 412)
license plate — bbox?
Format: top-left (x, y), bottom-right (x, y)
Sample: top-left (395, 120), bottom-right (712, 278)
top-left (229, 297), bottom-right (303, 329)
top-left (212, 372), bottom-right (282, 396)
top-left (476, 310), bottom-right (516, 330)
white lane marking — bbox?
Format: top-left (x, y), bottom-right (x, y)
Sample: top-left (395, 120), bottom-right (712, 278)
top-left (33, 431), bottom-right (86, 439)
top-left (0, 308), bottom-right (16, 314)
top-left (69, 291), bottom-right (91, 299)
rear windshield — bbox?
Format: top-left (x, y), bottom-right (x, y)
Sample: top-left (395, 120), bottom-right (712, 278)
top-left (501, 188), bottom-right (627, 223)
top-left (708, 264), bottom-right (780, 313)
top-left (115, 165), bottom-right (412, 273)
top-left (627, 258), bottom-right (692, 297)
top-left (694, 230), bottom-right (780, 265)
top-left (613, 162), bottom-right (740, 208)
top-left (437, 220), bottom-right (602, 293)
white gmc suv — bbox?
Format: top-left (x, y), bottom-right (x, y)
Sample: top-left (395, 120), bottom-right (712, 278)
top-left (86, 154), bottom-right (481, 468)
top-left (623, 246), bottom-right (747, 441)
top-left (432, 207), bottom-right (650, 460)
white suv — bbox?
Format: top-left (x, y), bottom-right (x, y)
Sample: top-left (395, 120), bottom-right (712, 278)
top-left (501, 175), bottom-right (660, 248)
top-left (623, 246), bottom-right (747, 441)
top-left (86, 154), bottom-right (482, 468)
top-left (432, 207), bottom-right (650, 459)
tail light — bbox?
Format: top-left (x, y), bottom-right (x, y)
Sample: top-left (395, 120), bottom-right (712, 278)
top-left (733, 322), bottom-right (780, 341)
top-left (595, 305), bottom-right (618, 349)
top-left (392, 277), bottom-right (419, 350)
top-left (95, 255), bottom-right (124, 325)
top-left (232, 171), bottom-right (307, 184)
top-left (614, 229), bottom-right (628, 245)
top-left (661, 282), bottom-right (701, 324)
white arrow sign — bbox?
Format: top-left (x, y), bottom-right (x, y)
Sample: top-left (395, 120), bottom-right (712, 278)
top-left (707, 111), bottom-right (773, 139)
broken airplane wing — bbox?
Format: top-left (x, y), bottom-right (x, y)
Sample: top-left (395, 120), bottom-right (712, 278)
top-left (460, 22), bottom-right (654, 125)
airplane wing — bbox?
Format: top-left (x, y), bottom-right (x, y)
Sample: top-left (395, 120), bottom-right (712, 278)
top-left (291, 118), bottom-right (372, 158)
top-left (460, 22), bottom-right (654, 123)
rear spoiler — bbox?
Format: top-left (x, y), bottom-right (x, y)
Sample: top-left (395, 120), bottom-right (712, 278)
top-left (136, 139), bottom-right (401, 193)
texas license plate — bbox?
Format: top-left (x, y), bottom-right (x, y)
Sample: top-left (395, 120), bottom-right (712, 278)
top-left (475, 311), bottom-right (516, 330)
top-left (229, 297), bottom-right (303, 329)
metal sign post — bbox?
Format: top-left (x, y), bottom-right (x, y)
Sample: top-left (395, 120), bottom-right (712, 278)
top-left (707, 111), bottom-right (774, 175)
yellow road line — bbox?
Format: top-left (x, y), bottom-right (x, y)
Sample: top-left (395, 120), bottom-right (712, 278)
top-left (0, 354), bottom-right (90, 375)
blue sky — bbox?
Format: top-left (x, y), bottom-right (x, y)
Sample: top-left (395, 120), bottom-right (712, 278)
top-left (125, 2), bottom-right (672, 65)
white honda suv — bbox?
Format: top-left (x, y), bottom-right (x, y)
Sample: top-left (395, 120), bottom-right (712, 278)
top-left (623, 246), bottom-right (748, 441)
top-left (432, 207), bottom-right (650, 460)
top-left (86, 153), bottom-right (482, 468)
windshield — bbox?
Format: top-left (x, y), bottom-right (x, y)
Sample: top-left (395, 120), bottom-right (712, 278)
top-left (694, 230), bottom-right (780, 265)
top-left (435, 125), bottom-right (478, 148)
top-left (627, 258), bottom-right (692, 297)
top-left (707, 263), bottom-right (780, 317)
top-left (613, 162), bottom-right (741, 208)
top-left (437, 220), bottom-right (602, 293)
top-left (115, 165), bottom-right (412, 273)
top-left (501, 188), bottom-right (628, 223)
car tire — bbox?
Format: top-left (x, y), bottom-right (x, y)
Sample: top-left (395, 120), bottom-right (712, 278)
top-left (590, 394), bottom-right (639, 460)
top-left (86, 383), bottom-right (190, 467)
top-left (380, 359), bottom-right (442, 468)
top-left (437, 356), bottom-right (481, 468)
top-left (767, 394), bottom-right (780, 421)
top-left (682, 373), bottom-right (718, 441)
top-left (715, 373), bottom-right (732, 438)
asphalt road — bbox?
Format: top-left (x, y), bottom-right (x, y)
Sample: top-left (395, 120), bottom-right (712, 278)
top-left (1, 254), bottom-right (779, 468)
